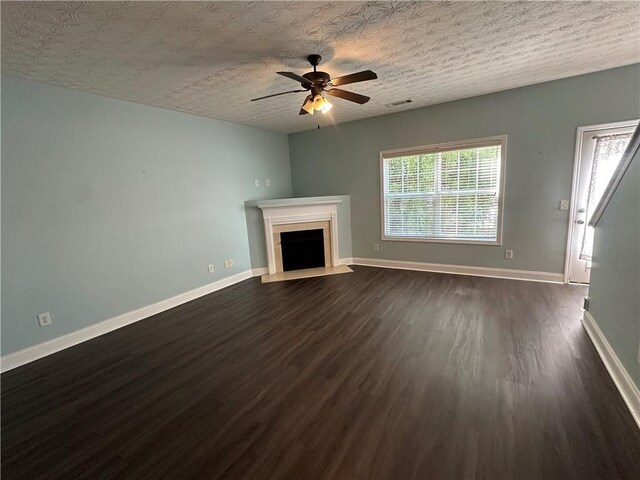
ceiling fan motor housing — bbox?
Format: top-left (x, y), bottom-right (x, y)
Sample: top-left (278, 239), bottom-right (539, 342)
top-left (301, 54), bottom-right (330, 89)
top-left (302, 71), bottom-right (331, 88)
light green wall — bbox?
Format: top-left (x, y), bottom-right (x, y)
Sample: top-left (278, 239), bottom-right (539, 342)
top-left (289, 64), bottom-right (640, 274)
top-left (1, 76), bottom-right (292, 355)
top-left (589, 149), bottom-right (640, 388)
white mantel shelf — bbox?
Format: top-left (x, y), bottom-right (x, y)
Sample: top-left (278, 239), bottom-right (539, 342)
top-left (245, 196), bottom-right (343, 209)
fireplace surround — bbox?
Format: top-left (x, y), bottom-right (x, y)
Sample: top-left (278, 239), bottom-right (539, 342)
top-left (257, 198), bottom-right (342, 275)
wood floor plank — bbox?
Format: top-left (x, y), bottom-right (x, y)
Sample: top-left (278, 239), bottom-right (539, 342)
top-left (2, 266), bottom-right (639, 479)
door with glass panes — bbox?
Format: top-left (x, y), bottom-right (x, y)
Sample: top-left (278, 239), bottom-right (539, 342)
top-left (567, 122), bottom-right (636, 283)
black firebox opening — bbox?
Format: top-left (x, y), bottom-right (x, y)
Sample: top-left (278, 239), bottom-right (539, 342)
top-left (281, 229), bottom-right (325, 272)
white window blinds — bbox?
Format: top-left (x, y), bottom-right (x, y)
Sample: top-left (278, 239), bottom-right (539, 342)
top-left (382, 138), bottom-right (505, 243)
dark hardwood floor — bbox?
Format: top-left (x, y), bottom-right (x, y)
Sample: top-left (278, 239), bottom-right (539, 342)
top-left (2, 266), bottom-right (639, 479)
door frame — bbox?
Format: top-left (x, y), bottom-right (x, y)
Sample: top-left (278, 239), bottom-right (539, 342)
top-left (563, 119), bottom-right (639, 284)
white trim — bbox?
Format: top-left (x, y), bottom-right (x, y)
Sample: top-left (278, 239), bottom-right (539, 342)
top-left (582, 311), bottom-right (640, 429)
top-left (350, 257), bottom-right (563, 283)
top-left (260, 202), bottom-right (340, 275)
top-left (379, 135), bottom-right (507, 246)
top-left (379, 136), bottom-right (508, 158)
top-left (336, 257), bottom-right (353, 266)
top-left (564, 120), bottom-right (639, 283)
top-left (0, 269), bottom-right (264, 373)
top-left (249, 198), bottom-right (342, 208)
top-left (564, 125), bottom-right (587, 283)
top-left (261, 212), bottom-right (333, 224)
top-left (379, 236), bottom-right (501, 246)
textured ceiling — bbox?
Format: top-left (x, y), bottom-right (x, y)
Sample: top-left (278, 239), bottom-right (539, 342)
top-left (2, 1), bottom-right (639, 133)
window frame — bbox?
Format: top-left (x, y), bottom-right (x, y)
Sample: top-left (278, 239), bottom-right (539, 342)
top-left (379, 135), bottom-right (507, 245)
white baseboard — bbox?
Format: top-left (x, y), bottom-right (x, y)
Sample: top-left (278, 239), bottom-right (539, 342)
top-left (582, 311), bottom-right (640, 429)
top-left (350, 257), bottom-right (563, 283)
top-left (1, 269), bottom-right (263, 373)
top-left (336, 257), bottom-right (353, 266)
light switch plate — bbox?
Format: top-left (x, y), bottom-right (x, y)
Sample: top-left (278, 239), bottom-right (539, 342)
top-left (560, 200), bottom-right (570, 211)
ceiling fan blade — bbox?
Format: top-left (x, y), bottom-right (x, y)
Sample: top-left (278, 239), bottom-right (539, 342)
top-left (326, 88), bottom-right (370, 105)
top-left (251, 89), bottom-right (306, 102)
top-left (329, 70), bottom-right (377, 87)
top-left (277, 71), bottom-right (313, 86)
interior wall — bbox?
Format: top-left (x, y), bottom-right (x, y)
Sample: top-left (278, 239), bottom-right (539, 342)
top-left (1, 76), bottom-right (292, 355)
top-left (288, 64), bottom-right (640, 274)
top-left (588, 149), bottom-right (640, 388)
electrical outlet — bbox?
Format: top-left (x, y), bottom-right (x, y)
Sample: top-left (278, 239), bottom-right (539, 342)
top-left (37, 312), bottom-right (52, 327)
top-left (560, 200), bottom-right (570, 211)
top-left (224, 259), bottom-right (229, 268)
top-left (266, 178), bottom-right (271, 187)
top-left (505, 250), bottom-right (513, 259)
top-left (208, 264), bottom-right (215, 274)
top-left (228, 258), bottom-right (234, 267)
top-left (373, 243), bottom-right (380, 252)
top-left (254, 179), bottom-right (260, 187)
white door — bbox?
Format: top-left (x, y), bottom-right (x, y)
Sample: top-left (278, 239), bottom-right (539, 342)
top-left (567, 122), bottom-right (637, 283)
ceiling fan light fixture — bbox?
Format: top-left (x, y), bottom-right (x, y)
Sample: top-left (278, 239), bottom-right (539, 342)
top-left (311, 94), bottom-right (333, 114)
top-left (302, 96), bottom-right (314, 114)
top-left (312, 94), bottom-right (324, 109)
top-left (320, 98), bottom-right (333, 113)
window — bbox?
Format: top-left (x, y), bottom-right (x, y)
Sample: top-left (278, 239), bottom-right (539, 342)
top-left (381, 136), bottom-right (506, 244)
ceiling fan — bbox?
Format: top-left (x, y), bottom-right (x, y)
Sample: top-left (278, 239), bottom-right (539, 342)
top-left (251, 54), bottom-right (378, 115)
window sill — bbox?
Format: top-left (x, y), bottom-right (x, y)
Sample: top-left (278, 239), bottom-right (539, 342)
top-left (382, 235), bottom-right (502, 246)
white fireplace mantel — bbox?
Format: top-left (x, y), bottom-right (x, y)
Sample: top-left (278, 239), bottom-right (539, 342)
top-left (253, 197), bottom-right (342, 274)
